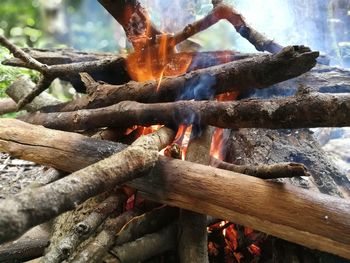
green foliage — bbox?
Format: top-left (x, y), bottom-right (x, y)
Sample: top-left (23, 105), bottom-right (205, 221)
top-left (0, 0), bottom-right (43, 46)
top-left (0, 47), bottom-right (38, 98)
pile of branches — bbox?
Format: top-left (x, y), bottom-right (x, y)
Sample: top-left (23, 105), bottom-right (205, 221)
top-left (0, 0), bottom-right (350, 262)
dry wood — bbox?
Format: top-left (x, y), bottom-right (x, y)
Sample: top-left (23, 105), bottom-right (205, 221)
top-left (0, 123), bottom-right (175, 243)
top-left (110, 224), bottom-right (177, 263)
top-left (3, 48), bottom-right (129, 92)
top-left (178, 127), bottom-right (213, 263)
top-left (20, 93), bottom-right (350, 131)
top-left (113, 206), bottom-right (178, 246)
top-left (171, 2), bottom-right (283, 53)
top-left (0, 99), bottom-right (16, 115)
top-left (0, 224), bottom-right (50, 262)
top-left (42, 192), bottom-right (126, 263)
top-left (210, 158), bottom-right (310, 179)
top-left (38, 45), bottom-right (318, 112)
top-left (1, 120), bottom-right (350, 258)
top-left (6, 75), bottom-right (61, 112)
top-left (70, 209), bottom-right (140, 263)
top-left (0, 35), bottom-right (124, 109)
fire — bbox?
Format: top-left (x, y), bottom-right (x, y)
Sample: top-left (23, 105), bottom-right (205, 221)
top-left (210, 92), bottom-right (238, 161)
top-left (174, 125), bottom-right (193, 160)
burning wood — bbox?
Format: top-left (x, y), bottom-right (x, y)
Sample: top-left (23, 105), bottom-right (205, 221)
top-left (0, 0), bottom-right (350, 262)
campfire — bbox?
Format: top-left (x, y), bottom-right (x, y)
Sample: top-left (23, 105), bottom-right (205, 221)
top-left (0, 0), bottom-right (350, 262)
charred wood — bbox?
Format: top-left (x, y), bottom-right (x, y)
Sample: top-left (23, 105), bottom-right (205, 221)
top-left (20, 93), bottom-right (350, 131)
top-left (39, 45), bottom-right (318, 112)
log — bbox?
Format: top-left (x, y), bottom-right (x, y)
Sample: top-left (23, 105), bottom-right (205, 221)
top-left (0, 224), bottom-right (50, 262)
top-left (3, 48), bottom-right (130, 92)
top-left (6, 75), bottom-right (61, 112)
top-left (38, 45), bottom-right (318, 112)
top-left (210, 158), bottom-right (310, 179)
top-left (0, 122), bottom-right (175, 243)
top-left (178, 127), bottom-right (213, 263)
top-left (113, 206), bottom-right (178, 246)
top-left (42, 192), bottom-right (126, 263)
top-left (0, 120), bottom-right (350, 258)
top-left (70, 209), bottom-right (141, 263)
top-left (110, 224), bottom-right (178, 263)
top-left (0, 99), bottom-right (16, 115)
top-left (20, 93), bottom-right (350, 131)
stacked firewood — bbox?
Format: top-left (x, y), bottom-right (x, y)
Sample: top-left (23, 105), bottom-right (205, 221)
top-left (0, 0), bottom-right (350, 262)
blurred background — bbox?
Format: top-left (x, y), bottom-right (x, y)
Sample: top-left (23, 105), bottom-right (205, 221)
top-left (1, 0), bottom-right (350, 174)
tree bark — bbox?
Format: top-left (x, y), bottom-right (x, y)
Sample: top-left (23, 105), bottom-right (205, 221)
top-left (0, 120), bottom-right (349, 258)
top-left (0, 123), bottom-right (175, 243)
top-left (38, 45), bottom-right (318, 112)
top-left (178, 127), bottom-right (213, 263)
top-left (0, 99), bottom-right (16, 115)
top-left (20, 93), bottom-right (350, 131)
top-left (210, 158), bottom-right (310, 179)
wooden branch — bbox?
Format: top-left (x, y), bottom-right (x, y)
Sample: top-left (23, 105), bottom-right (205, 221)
top-left (110, 224), bottom-right (177, 263)
top-left (179, 127), bottom-right (213, 263)
top-left (69, 209), bottom-right (140, 263)
top-left (0, 99), bottom-right (16, 115)
top-left (210, 158), bottom-right (310, 179)
top-left (0, 123), bottom-right (175, 243)
top-left (0, 35), bottom-right (125, 109)
top-left (6, 75), bottom-right (61, 112)
top-left (0, 224), bottom-right (50, 262)
top-left (114, 206), bottom-right (178, 246)
top-left (0, 119), bottom-right (349, 258)
top-left (42, 192), bottom-right (126, 263)
top-left (97, 0), bottom-right (161, 48)
top-left (171, 3), bottom-right (283, 53)
top-left (20, 93), bottom-right (350, 131)
top-left (39, 45), bottom-right (318, 112)
top-left (0, 119), bottom-right (127, 172)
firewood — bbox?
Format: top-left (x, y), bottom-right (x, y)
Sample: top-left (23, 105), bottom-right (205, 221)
top-left (1, 120), bottom-right (349, 258)
top-left (178, 127), bottom-right (214, 263)
top-left (0, 224), bottom-right (50, 262)
top-left (20, 93), bottom-right (350, 132)
top-left (210, 158), bottom-right (310, 179)
top-left (0, 99), bottom-right (16, 115)
top-left (39, 45), bottom-right (318, 112)
top-left (42, 192), bottom-right (126, 263)
top-left (5, 75), bottom-right (61, 112)
top-left (110, 224), bottom-right (178, 263)
top-left (69, 209), bottom-right (141, 263)
top-left (113, 206), bottom-right (178, 246)
top-left (170, 2), bottom-right (283, 53)
top-left (0, 124), bottom-right (175, 243)
top-left (0, 35), bottom-right (123, 109)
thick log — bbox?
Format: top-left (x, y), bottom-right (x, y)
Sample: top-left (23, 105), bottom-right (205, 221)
top-left (178, 127), bottom-right (213, 263)
top-left (0, 120), bottom-right (350, 258)
top-left (20, 93), bottom-right (350, 131)
top-left (210, 158), bottom-right (310, 179)
top-left (0, 99), bottom-right (16, 115)
top-left (39, 45), bottom-right (318, 112)
top-left (0, 122), bottom-right (175, 243)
